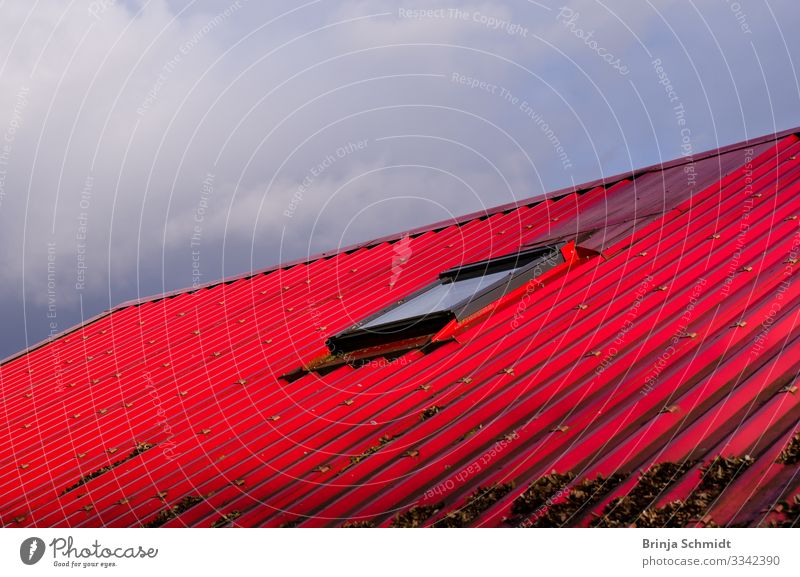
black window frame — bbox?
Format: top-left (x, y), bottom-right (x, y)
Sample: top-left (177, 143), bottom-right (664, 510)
top-left (326, 243), bottom-right (566, 354)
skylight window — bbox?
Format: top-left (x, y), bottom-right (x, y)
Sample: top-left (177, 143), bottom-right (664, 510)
top-left (360, 267), bottom-right (516, 329)
top-left (327, 243), bottom-right (566, 355)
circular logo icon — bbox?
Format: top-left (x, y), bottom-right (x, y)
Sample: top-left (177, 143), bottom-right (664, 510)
top-left (20, 537), bottom-right (46, 565)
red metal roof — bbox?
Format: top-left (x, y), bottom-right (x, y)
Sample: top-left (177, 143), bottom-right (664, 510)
top-left (2, 130), bottom-right (800, 528)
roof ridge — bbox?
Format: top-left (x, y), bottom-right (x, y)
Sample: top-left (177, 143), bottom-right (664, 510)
top-left (1, 126), bottom-right (795, 367)
top-left (121, 126), bottom-right (795, 307)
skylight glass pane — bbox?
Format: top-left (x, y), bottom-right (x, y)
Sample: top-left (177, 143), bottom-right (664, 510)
top-left (362, 268), bottom-right (514, 329)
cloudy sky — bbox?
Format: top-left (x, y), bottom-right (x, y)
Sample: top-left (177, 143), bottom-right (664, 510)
top-left (0, 0), bottom-right (798, 360)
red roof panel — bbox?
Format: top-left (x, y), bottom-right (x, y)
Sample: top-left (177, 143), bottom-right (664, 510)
top-left (2, 130), bottom-right (800, 528)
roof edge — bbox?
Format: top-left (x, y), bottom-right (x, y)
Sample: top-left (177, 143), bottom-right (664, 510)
top-left (119, 125), bottom-right (797, 308)
top-left (2, 126), bottom-right (796, 368)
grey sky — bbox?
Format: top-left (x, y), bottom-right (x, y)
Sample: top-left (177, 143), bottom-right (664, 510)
top-left (0, 0), bottom-right (798, 360)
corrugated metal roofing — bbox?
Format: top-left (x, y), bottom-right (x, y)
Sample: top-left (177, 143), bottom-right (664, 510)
top-left (2, 129), bottom-right (799, 528)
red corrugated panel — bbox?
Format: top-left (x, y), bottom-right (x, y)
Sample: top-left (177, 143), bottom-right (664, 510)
top-left (1, 131), bottom-right (799, 528)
